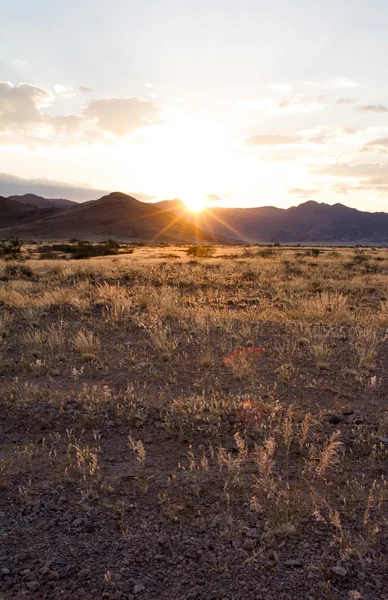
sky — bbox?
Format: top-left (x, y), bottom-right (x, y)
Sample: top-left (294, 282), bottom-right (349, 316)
top-left (1, 0), bottom-right (388, 211)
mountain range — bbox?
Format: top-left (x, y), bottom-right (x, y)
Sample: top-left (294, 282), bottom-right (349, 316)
top-left (1, 192), bottom-right (388, 244)
top-left (0, 193), bottom-right (214, 243)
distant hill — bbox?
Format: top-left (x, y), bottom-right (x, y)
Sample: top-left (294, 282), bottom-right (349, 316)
top-left (154, 199), bottom-right (388, 244)
top-left (8, 194), bottom-right (77, 209)
top-left (0, 192), bottom-right (216, 243)
top-left (2, 194), bottom-right (388, 244)
top-left (0, 196), bottom-right (59, 228)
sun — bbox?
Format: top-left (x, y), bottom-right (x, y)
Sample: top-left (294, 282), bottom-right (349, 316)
top-left (183, 196), bottom-right (206, 212)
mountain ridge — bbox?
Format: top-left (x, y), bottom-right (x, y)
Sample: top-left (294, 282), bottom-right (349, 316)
top-left (0, 192), bottom-right (217, 243)
top-left (7, 194), bottom-right (77, 209)
top-left (154, 198), bottom-right (388, 244)
top-left (1, 194), bottom-right (388, 244)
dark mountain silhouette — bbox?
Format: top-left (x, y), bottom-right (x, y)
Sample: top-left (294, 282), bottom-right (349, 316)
top-left (0, 192), bottom-right (215, 243)
top-left (2, 194), bottom-right (388, 244)
top-left (8, 194), bottom-right (76, 209)
top-left (0, 196), bottom-right (59, 228)
top-left (154, 199), bottom-right (388, 244)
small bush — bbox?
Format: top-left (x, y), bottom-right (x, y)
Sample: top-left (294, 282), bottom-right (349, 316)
top-left (38, 240), bottom-right (125, 259)
top-left (4, 263), bottom-right (33, 279)
top-left (257, 248), bottom-right (275, 258)
top-left (0, 238), bottom-right (22, 258)
top-left (186, 245), bottom-right (215, 258)
top-left (74, 331), bottom-right (100, 361)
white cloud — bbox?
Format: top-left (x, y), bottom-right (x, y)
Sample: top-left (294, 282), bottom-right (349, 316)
top-left (205, 193), bottom-right (224, 202)
top-left (245, 129), bottom-right (338, 147)
top-left (82, 97), bottom-right (163, 136)
top-left (312, 161), bottom-right (388, 194)
top-left (362, 137), bottom-right (388, 154)
top-left (288, 188), bottom-right (319, 198)
top-left (277, 94), bottom-right (325, 113)
top-left (0, 81), bottom-right (164, 145)
top-left (54, 84), bottom-right (91, 97)
top-left (245, 134), bottom-right (301, 146)
top-left (358, 104), bottom-right (388, 113)
top-left (336, 98), bottom-right (354, 104)
top-left (329, 78), bottom-right (359, 89)
top-left (166, 96), bottom-right (184, 103)
top-left (0, 172), bottom-right (156, 202)
top-left (304, 78), bottom-right (359, 89)
top-left (257, 82), bottom-right (292, 93)
top-left (0, 81), bottom-right (52, 132)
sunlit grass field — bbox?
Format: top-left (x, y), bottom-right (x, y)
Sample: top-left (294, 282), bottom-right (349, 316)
top-left (0, 244), bottom-right (387, 599)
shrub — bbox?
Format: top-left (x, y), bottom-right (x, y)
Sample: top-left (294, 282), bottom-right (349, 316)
top-left (257, 248), bottom-right (275, 258)
top-left (4, 263), bottom-right (33, 279)
top-left (74, 331), bottom-right (100, 361)
top-left (38, 240), bottom-right (124, 259)
top-left (0, 238), bottom-right (22, 258)
top-left (186, 245), bottom-right (215, 258)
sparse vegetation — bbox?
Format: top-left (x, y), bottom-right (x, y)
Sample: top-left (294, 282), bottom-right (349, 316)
top-left (1, 244), bottom-right (388, 600)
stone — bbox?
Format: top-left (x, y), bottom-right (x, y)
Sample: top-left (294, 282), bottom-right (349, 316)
top-left (331, 566), bottom-right (347, 577)
top-left (134, 583), bottom-right (145, 594)
top-left (26, 582), bottom-right (40, 592)
top-left (1, 568), bottom-right (10, 575)
top-left (77, 568), bottom-right (91, 580)
top-left (284, 559), bottom-right (303, 568)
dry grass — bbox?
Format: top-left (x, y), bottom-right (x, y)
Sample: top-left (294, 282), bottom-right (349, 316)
top-left (74, 330), bottom-right (101, 361)
top-left (1, 244), bottom-right (388, 599)
top-left (147, 318), bottom-right (179, 361)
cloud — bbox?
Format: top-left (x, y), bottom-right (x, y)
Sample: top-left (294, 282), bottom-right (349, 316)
top-left (358, 104), bottom-right (388, 113)
top-left (166, 96), bottom-right (184, 103)
top-left (54, 84), bottom-right (91, 97)
top-left (205, 194), bottom-right (223, 202)
top-left (0, 172), bottom-right (156, 203)
top-left (0, 81), bottom-right (52, 132)
top-left (0, 172), bottom-right (106, 201)
top-left (304, 78), bottom-right (359, 89)
top-left (0, 81), bottom-right (164, 145)
top-left (361, 137), bottom-right (388, 154)
top-left (51, 115), bottom-right (85, 135)
top-left (305, 133), bottom-right (336, 145)
top-left (259, 155), bottom-right (297, 162)
top-left (245, 129), bottom-right (337, 147)
top-left (258, 82), bottom-right (292, 93)
top-left (245, 134), bottom-right (301, 146)
top-left (329, 78), bottom-right (359, 89)
top-left (82, 97), bottom-right (163, 136)
top-left (313, 161), bottom-right (388, 180)
top-left (337, 98), bottom-right (354, 104)
top-left (277, 94), bottom-right (325, 113)
top-left (312, 161), bottom-right (388, 195)
top-left (288, 188), bottom-right (319, 198)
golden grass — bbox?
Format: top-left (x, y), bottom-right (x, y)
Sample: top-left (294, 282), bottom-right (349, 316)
top-left (74, 330), bottom-right (101, 361)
